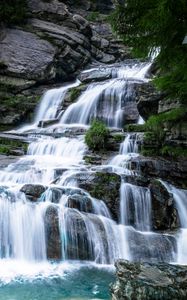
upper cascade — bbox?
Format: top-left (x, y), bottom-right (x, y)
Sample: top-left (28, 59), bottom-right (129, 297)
top-left (60, 62), bottom-right (150, 128)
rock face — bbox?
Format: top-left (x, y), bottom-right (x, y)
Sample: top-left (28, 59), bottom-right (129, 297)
top-left (0, 28), bottom-right (56, 81)
top-left (130, 156), bottom-right (187, 189)
top-left (76, 171), bottom-right (121, 221)
top-left (111, 260), bottom-right (187, 300)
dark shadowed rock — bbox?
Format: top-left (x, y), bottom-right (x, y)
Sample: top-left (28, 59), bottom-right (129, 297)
top-left (21, 184), bottom-right (47, 201)
top-left (111, 260), bottom-right (187, 300)
top-left (67, 194), bottom-right (93, 213)
top-left (135, 82), bottom-right (164, 120)
top-left (45, 205), bottom-right (62, 259)
top-left (149, 180), bottom-right (180, 231)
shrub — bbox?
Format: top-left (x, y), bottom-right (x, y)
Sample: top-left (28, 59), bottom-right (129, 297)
top-left (0, 0), bottom-right (27, 25)
top-left (85, 120), bottom-right (109, 151)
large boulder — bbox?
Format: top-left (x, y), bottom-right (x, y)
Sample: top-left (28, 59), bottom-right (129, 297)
top-left (111, 260), bottom-right (187, 300)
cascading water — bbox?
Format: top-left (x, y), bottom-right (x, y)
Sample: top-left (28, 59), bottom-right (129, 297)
top-left (35, 81), bottom-right (80, 123)
top-left (1, 60), bottom-right (185, 299)
top-left (161, 182), bottom-right (187, 264)
top-left (120, 183), bottom-right (151, 231)
top-left (60, 63), bottom-right (150, 128)
top-left (109, 133), bottom-right (139, 170)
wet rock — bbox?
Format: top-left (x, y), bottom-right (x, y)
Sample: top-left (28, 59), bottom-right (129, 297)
top-left (84, 154), bottom-right (102, 165)
top-left (0, 155), bottom-right (19, 170)
top-left (149, 180), bottom-right (180, 231)
top-left (123, 175), bottom-right (150, 187)
top-left (67, 194), bottom-right (93, 213)
top-left (45, 205), bottom-right (62, 259)
top-left (65, 209), bottom-right (109, 262)
top-left (20, 184), bottom-right (47, 202)
top-left (111, 260), bottom-right (187, 300)
top-left (63, 84), bottom-right (87, 108)
top-left (73, 14), bottom-right (92, 37)
top-left (135, 82), bottom-right (164, 120)
top-left (38, 118), bottom-right (59, 128)
top-left (78, 68), bottom-right (112, 83)
top-left (130, 156), bottom-right (187, 189)
top-left (76, 171), bottom-right (121, 221)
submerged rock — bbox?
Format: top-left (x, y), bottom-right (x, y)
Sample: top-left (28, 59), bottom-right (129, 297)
top-left (111, 260), bottom-right (187, 300)
top-left (126, 227), bottom-right (177, 263)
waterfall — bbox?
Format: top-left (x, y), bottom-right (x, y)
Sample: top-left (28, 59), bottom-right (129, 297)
top-left (1, 59), bottom-right (181, 288)
top-left (120, 134), bottom-right (138, 154)
top-left (120, 183), bottom-right (151, 231)
top-left (0, 187), bottom-right (47, 261)
top-left (109, 133), bottom-right (139, 170)
top-left (161, 182), bottom-right (187, 264)
top-left (35, 81), bottom-right (80, 123)
top-left (60, 63), bottom-right (150, 128)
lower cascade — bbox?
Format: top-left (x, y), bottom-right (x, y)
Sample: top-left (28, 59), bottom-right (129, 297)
top-left (0, 61), bottom-right (186, 299)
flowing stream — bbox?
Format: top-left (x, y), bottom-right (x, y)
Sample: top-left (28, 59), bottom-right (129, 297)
top-left (0, 61), bottom-right (186, 299)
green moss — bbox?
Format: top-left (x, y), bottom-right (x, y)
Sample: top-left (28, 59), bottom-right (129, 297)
top-left (69, 88), bottom-right (82, 102)
top-left (113, 134), bottom-right (124, 143)
top-left (125, 124), bottom-right (146, 132)
top-left (85, 120), bottom-right (109, 151)
top-left (161, 146), bottom-right (187, 158)
top-left (0, 145), bottom-right (10, 155)
top-left (0, 138), bottom-right (28, 155)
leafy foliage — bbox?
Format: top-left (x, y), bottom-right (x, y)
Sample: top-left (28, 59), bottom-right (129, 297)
top-left (0, 0), bottom-right (27, 25)
top-left (85, 120), bottom-right (109, 151)
top-left (141, 108), bottom-right (187, 158)
top-left (110, 0), bottom-right (187, 101)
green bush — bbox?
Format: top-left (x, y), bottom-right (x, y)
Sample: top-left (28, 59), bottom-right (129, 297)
top-left (85, 120), bottom-right (109, 151)
top-left (0, 0), bottom-right (27, 25)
